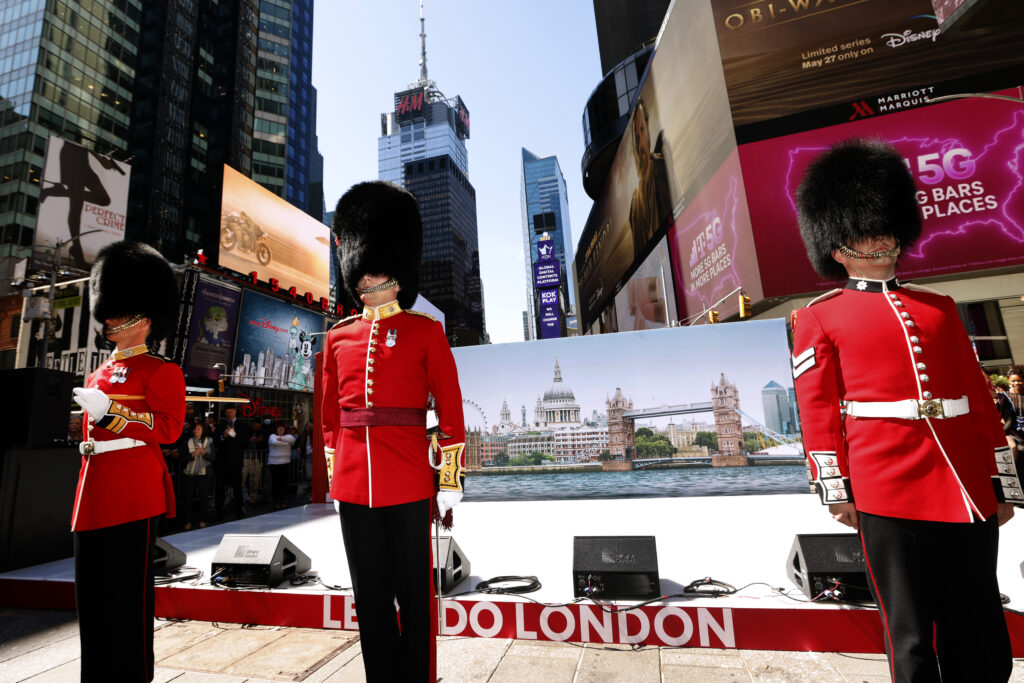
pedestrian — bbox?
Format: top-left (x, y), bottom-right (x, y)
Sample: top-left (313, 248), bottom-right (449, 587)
top-left (791, 138), bottom-right (1021, 681)
top-left (215, 406), bottom-right (250, 519)
top-left (322, 181), bottom-right (466, 681)
top-left (267, 422), bottom-right (295, 510)
top-left (71, 240), bottom-right (184, 681)
top-left (182, 422), bottom-right (214, 529)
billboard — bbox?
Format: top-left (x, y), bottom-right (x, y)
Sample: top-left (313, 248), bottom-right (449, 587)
top-left (574, 0), bottom-right (736, 331)
top-left (183, 279), bottom-right (241, 381)
top-left (394, 87), bottom-right (427, 122)
top-left (231, 290), bottom-right (324, 392)
top-left (711, 0), bottom-right (1024, 138)
top-left (218, 165), bottom-right (331, 303)
top-left (452, 320), bottom-right (804, 501)
top-left (667, 149), bottom-right (763, 320)
top-left (454, 95), bottom-right (470, 138)
top-left (614, 238), bottom-right (677, 332)
top-left (34, 136), bottom-right (131, 269)
top-left (740, 88), bottom-right (1024, 297)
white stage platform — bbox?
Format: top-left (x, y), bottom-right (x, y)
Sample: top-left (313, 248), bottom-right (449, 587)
top-left (4, 495), bottom-right (1024, 652)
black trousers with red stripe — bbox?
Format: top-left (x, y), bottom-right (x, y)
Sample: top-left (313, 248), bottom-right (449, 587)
top-left (859, 511), bottom-right (1011, 683)
top-left (74, 515), bottom-right (160, 682)
top-left (338, 498), bottom-right (436, 683)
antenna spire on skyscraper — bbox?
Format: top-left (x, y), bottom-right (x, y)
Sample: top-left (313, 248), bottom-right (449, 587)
top-left (418, 0), bottom-right (428, 83)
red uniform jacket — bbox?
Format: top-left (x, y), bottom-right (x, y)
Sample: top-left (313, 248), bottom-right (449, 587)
top-left (792, 278), bottom-right (1018, 523)
top-left (72, 344), bottom-right (186, 531)
top-left (321, 302), bottom-right (465, 507)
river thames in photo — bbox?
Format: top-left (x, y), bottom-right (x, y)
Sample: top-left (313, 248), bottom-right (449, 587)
top-left (464, 465), bottom-right (808, 502)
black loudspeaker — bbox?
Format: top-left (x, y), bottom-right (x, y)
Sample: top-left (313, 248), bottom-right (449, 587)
top-left (153, 537), bottom-right (186, 573)
top-left (0, 368), bottom-right (75, 449)
top-left (211, 534), bottom-right (311, 587)
top-left (787, 533), bottom-right (872, 602)
top-left (573, 535), bottom-right (660, 599)
top-left (432, 535), bottom-right (470, 594)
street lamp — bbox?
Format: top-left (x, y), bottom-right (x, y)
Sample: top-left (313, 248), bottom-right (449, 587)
top-left (33, 230), bottom-right (102, 368)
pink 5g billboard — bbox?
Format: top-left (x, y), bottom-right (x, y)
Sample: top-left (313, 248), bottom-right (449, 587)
top-left (739, 88), bottom-right (1024, 296)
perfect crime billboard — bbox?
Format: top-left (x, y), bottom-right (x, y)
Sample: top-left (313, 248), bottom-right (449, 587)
top-left (218, 165), bottom-right (331, 304)
top-left (34, 136), bottom-right (131, 269)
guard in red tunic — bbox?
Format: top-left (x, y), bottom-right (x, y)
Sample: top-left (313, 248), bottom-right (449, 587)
top-left (321, 181), bottom-right (465, 682)
top-left (71, 241), bottom-right (185, 682)
top-left (792, 139), bottom-right (1020, 682)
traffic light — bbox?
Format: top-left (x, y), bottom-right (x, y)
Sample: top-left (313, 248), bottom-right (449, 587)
top-left (707, 309), bottom-right (720, 324)
top-left (738, 293), bottom-right (752, 318)
top-left (218, 377), bottom-right (226, 393)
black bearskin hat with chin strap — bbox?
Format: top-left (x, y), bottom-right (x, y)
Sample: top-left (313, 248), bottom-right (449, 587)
top-left (89, 240), bottom-right (180, 341)
top-left (796, 138), bottom-right (922, 280)
top-left (332, 181), bottom-right (422, 311)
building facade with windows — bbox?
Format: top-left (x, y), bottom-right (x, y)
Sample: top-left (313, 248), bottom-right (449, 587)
top-left (520, 149), bottom-right (575, 339)
top-left (0, 0), bottom-right (142, 279)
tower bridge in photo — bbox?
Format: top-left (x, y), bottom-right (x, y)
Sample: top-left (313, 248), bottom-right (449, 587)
top-left (608, 373), bottom-right (799, 469)
top-left (623, 401), bottom-right (713, 419)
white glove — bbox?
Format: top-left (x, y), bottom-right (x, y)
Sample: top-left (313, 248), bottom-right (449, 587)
top-left (436, 490), bottom-right (463, 518)
top-left (73, 387), bottom-right (112, 419)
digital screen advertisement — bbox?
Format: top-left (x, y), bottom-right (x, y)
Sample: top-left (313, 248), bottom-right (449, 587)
top-left (739, 89), bottom-right (1024, 297)
top-left (712, 0), bottom-right (1024, 137)
top-left (574, 0), bottom-right (735, 331)
top-left (218, 165), bottom-right (331, 303)
top-left (232, 290), bottom-right (324, 392)
top-left (184, 279), bottom-right (241, 381)
top-left (667, 149), bottom-right (763, 321)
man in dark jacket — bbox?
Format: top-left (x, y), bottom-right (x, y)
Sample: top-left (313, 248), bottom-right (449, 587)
top-left (215, 406), bottom-right (251, 518)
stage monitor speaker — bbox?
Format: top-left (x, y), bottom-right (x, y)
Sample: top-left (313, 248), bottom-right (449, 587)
top-left (0, 368), bottom-right (74, 449)
top-left (432, 535), bottom-right (470, 594)
top-left (573, 535), bottom-right (659, 599)
top-left (153, 537), bottom-right (186, 573)
top-left (211, 534), bottom-right (311, 587)
top-left (787, 533), bottom-right (872, 602)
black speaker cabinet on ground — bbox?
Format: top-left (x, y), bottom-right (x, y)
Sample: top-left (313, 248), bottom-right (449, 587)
top-left (153, 537), bottom-right (186, 573)
top-left (432, 535), bottom-right (470, 594)
top-left (573, 535), bottom-right (660, 599)
top-left (0, 368), bottom-right (75, 449)
top-left (787, 533), bottom-right (872, 602)
top-left (211, 534), bottom-right (311, 587)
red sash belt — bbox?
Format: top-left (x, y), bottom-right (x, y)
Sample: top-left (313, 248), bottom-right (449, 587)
top-left (338, 408), bottom-right (426, 427)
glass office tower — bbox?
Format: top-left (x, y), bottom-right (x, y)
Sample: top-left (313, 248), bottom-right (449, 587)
top-left (0, 0), bottom-right (141, 277)
top-left (520, 149), bottom-right (575, 338)
top-left (253, 0), bottom-right (321, 218)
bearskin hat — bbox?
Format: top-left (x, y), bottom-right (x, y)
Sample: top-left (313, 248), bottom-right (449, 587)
top-left (332, 181), bottom-right (422, 310)
top-left (90, 240), bottom-right (180, 341)
top-left (796, 138), bottom-right (922, 280)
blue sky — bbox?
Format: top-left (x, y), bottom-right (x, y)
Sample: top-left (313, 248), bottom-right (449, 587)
top-left (451, 319), bottom-right (795, 430)
top-left (312, 0), bottom-right (603, 343)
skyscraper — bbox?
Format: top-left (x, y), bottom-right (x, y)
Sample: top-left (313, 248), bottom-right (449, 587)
top-left (520, 149), bottom-right (575, 339)
top-left (127, 0), bottom-right (259, 263)
top-left (761, 380), bottom-right (795, 437)
top-left (0, 0), bottom-right (142, 279)
top-left (377, 2), bottom-right (485, 345)
top-left (254, 0), bottom-right (323, 219)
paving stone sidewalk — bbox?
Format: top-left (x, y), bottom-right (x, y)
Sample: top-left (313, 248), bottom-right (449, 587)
top-left (4, 608), bottom-right (1024, 682)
